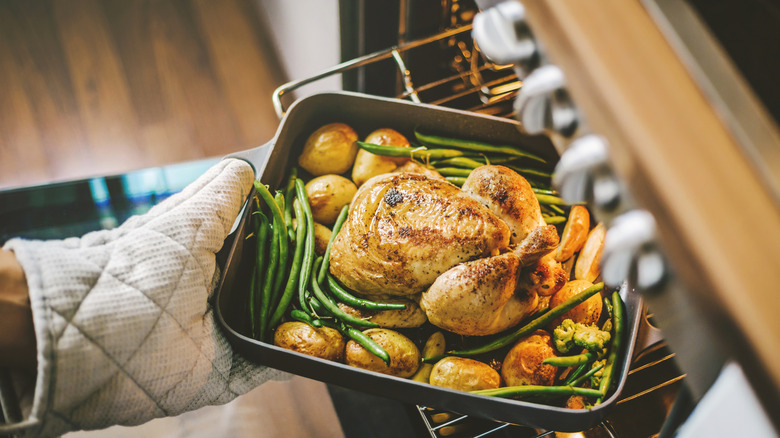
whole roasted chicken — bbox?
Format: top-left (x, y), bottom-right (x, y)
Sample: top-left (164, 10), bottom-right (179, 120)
top-left (329, 165), bottom-right (560, 336)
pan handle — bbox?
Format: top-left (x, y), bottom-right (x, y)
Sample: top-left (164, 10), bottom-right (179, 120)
top-left (225, 140), bottom-right (276, 176)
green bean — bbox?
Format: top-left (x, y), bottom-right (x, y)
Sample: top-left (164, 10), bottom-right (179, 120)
top-left (284, 168), bottom-right (298, 242)
top-left (570, 363), bottom-right (604, 387)
top-left (341, 324), bottom-right (391, 366)
top-left (327, 275), bottom-right (406, 311)
top-left (544, 216), bottom-right (567, 225)
top-left (251, 212), bottom-right (270, 339)
top-left (444, 282), bottom-right (605, 357)
top-left (310, 257), bottom-right (379, 329)
top-left (290, 309), bottom-right (315, 325)
top-left (434, 167), bottom-right (473, 178)
top-left (268, 199), bottom-right (308, 328)
top-left (272, 191), bottom-right (289, 298)
top-left (445, 176), bottom-right (466, 187)
top-left (357, 141), bottom-right (465, 161)
top-left (505, 165), bottom-right (553, 179)
top-left (472, 385), bottom-right (603, 399)
top-left (317, 204), bottom-right (349, 285)
top-left (543, 353), bottom-right (594, 367)
top-left (431, 157), bottom-right (484, 169)
top-left (414, 128), bottom-right (547, 163)
top-left (564, 362), bottom-right (590, 386)
top-left (295, 179), bottom-right (316, 311)
top-left (597, 291), bottom-right (625, 402)
top-left (535, 193), bottom-right (572, 206)
top-left (532, 188), bottom-right (559, 196)
top-left (254, 181), bottom-right (285, 341)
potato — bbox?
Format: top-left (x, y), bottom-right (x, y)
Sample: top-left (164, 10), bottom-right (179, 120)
top-left (429, 357), bottom-right (500, 391)
top-left (273, 321), bottom-right (345, 361)
top-left (305, 175), bottom-right (357, 225)
top-left (291, 219), bottom-right (331, 256)
top-left (364, 128), bottom-right (411, 165)
top-left (298, 123), bottom-right (359, 176)
top-left (555, 205), bottom-right (590, 262)
top-left (313, 221), bottom-right (332, 256)
top-left (345, 328), bottom-right (420, 378)
top-left (337, 298), bottom-right (427, 328)
top-left (412, 331), bottom-right (446, 383)
top-left (501, 330), bottom-right (558, 387)
top-left (574, 222), bottom-right (606, 282)
top-left (549, 279), bottom-right (602, 328)
top-left (351, 128), bottom-right (412, 187)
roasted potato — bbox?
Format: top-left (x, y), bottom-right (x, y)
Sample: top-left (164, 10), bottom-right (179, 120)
top-left (574, 222), bottom-right (606, 282)
top-left (312, 221), bottom-right (332, 256)
top-left (555, 205), bottom-right (590, 262)
top-left (345, 328), bottom-right (420, 378)
top-left (291, 219), bottom-right (332, 256)
top-left (429, 357), bottom-right (501, 391)
top-left (411, 331), bottom-right (446, 383)
top-left (273, 321), bottom-right (346, 361)
top-left (549, 279), bottom-right (602, 327)
top-left (337, 298), bottom-right (427, 328)
top-left (305, 174), bottom-right (357, 225)
top-left (352, 128), bottom-right (412, 187)
top-left (298, 123), bottom-right (359, 176)
top-left (501, 329), bottom-right (558, 387)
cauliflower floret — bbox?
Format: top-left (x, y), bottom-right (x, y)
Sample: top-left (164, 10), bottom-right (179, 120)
top-left (553, 318), bottom-right (611, 353)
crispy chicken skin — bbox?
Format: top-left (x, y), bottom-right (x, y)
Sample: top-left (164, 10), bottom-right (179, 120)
top-left (420, 252), bottom-right (538, 336)
top-left (329, 173), bottom-right (511, 297)
top-left (462, 165), bottom-right (545, 244)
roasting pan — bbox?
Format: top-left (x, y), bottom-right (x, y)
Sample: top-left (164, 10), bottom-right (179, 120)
top-left (214, 91), bottom-right (643, 432)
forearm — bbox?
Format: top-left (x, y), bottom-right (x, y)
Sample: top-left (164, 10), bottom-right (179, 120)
top-left (0, 248), bottom-right (36, 369)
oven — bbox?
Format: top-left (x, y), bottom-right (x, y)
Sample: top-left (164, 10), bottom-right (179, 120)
top-left (268, 0), bottom-right (779, 436)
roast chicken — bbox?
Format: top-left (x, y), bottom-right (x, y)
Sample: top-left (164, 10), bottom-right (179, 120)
top-left (329, 172), bottom-right (511, 297)
top-left (420, 251), bottom-right (538, 335)
top-left (329, 165), bottom-right (559, 336)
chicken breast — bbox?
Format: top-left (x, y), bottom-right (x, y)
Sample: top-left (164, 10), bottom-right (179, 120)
top-left (462, 165), bottom-right (545, 244)
top-left (329, 172), bottom-right (510, 297)
top-left (463, 165), bottom-right (559, 265)
top-left (420, 252), bottom-right (538, 336)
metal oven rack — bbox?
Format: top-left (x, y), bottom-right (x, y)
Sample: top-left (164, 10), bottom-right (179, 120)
top-left (272, 24), bottom-right (684, 438)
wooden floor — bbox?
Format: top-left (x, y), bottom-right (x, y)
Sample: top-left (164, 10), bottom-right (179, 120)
top-left (0, 0), bottom-right (287, 189)
top-left (1, 1), bottom-right (346, 436)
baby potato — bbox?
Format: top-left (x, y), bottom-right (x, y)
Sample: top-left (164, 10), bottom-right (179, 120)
top-left (345, 328), bottom-right (420, 378)
top-left (501, 330), bottom-right (558, 387)
top-left (365, 128), bottom-right (412, 165)
top-left (337, 298), bottom-right (427, 328)
top-left (352, 128), bottom-right (412, 187)
top-left (273, 321), bottom-right (345, 362)
top-left (298, 123), bottom-right (359, 176)
top-left (313, 221), bottom-right (332, 256)
top-left (305, 175), bottom-right (357, 225)
top-left (549, 279), bottom-right (602, 328)
top-left (429, 357), bottom-right (501, 391)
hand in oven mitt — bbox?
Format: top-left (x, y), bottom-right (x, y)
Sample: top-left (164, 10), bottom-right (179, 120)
top-left (1, 159), bottom-right (287, 438)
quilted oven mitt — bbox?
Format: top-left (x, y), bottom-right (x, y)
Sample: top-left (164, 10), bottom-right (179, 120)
top-left (1, 159), bottom-right (287, 437)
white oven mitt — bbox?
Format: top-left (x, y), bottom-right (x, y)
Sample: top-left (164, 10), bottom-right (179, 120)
top-left (1, 159), bottom-right (287, 438)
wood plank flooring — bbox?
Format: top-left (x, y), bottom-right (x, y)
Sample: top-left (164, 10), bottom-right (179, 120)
top-left (0, 0), bottom-right (287, 189)
top-left (1, 2), bottom-right (346, 437)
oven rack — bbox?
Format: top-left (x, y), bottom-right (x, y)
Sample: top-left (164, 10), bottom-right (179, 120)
top-left (270, 24), bottom-right (685, 438)
top-left (272, 24), bottom-right (522, 120)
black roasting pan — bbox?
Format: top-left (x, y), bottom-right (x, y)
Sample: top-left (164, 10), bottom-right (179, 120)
top-left (214, 91), bottom-right (642, 432)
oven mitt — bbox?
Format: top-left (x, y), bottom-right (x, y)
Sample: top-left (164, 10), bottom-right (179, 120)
top-left (1, 158), bottom-right (287, 438)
